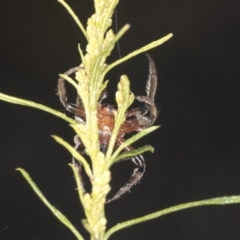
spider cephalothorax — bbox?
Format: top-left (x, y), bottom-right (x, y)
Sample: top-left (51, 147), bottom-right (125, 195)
top-left (57, 54), bottom-right (158, 202)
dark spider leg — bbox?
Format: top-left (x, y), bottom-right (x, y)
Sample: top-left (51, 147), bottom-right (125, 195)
top-left (58, 66), bottom-right (106, 119)
top-left (107, 145), bottom-right (146, 203)
top-left (134, 54), bottom-right (158, 126)
top-left (125, 107), bottom-right (143, 117)
top-left (61, 66), bottom-right (82, 78)
top-left (125, 98), bottom-right (157, 128)
top-left (134, 96), bottom-right (157, 126)
top-left (58, 67), bottom-right (88, 191)
top-left (73, 135), bottom-right (87, 193)
top-left (57, 72), bottom-right (85, 118)
top-left (57, 66), bottom-right (81, 111)
top-left (145, 54), bottom-right (158, 101)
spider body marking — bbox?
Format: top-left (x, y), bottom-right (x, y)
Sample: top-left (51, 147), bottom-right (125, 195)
top-left (57, 54), bottom-right (158, 202)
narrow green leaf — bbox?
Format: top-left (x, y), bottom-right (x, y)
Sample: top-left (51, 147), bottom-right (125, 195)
top-left (99, 80), bottom-right (109, 98)
top-left (16, 168), bottom-right (84, 240)
top-left (104, 33), bottom-right (173, 74)
top-left (59, 74), bottom-right (79, 90)
top-left (107, 24), bottom-right (130, 51)
top-left (78, 44), bottom-right (85, 65)
top-left (101, 24), bottom-right (130, 67)
top-left (113, 145), bottom-right (154, 163)
top-left (0, 92), bottom-right (74, 124)
top-left (69, 163), bottom-right (85, 204)
top-left (52, 135), bottom-right (93, 179)
top-left (104, 195), bottom-right (240, 240)
top-left (105, 75), bottom-right (134, 162)
top-left (108, 125), bottom-right (160, 167)
top-left (58, 0), bottom-right (88, 40)
top-left (99, 0), bottom-right (119, 37)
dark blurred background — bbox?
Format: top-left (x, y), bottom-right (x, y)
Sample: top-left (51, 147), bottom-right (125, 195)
top-left (1, 0), bottom-right (240, 239)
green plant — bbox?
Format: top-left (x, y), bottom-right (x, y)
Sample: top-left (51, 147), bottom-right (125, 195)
top-left (0, 0), bottom-right (240, 239)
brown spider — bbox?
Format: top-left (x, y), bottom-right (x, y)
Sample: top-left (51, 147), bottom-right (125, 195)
top-left (57, 54), bottom-right (158, 202)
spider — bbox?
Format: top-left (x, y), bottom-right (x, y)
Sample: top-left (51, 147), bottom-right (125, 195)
top-left (57, 54), bottom-right (158, 202)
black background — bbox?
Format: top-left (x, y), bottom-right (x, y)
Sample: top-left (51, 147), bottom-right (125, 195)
top-left (1, 0), bottom-right (240, 239)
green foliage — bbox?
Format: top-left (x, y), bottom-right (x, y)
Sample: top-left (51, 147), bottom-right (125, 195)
top-left (1, 1), bottom-right (239, 240)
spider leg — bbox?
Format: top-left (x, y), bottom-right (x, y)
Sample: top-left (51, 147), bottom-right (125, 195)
top-left (134, 54), bottom-right (158, 126)
top-left (134, 106), bottom-right (157, 127)
top-left (73, 135), bottom-right (86, 193)
top-left (107, 145), bottom-right (146, 203)
top-left (145, 54), bottom-right (158, 101)
top-left (57, 66), bottom-right (81, 110)
top-left (57, 67), bottom-right (87, 191)
top-left (57, 68), bottom-right (85, 119)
